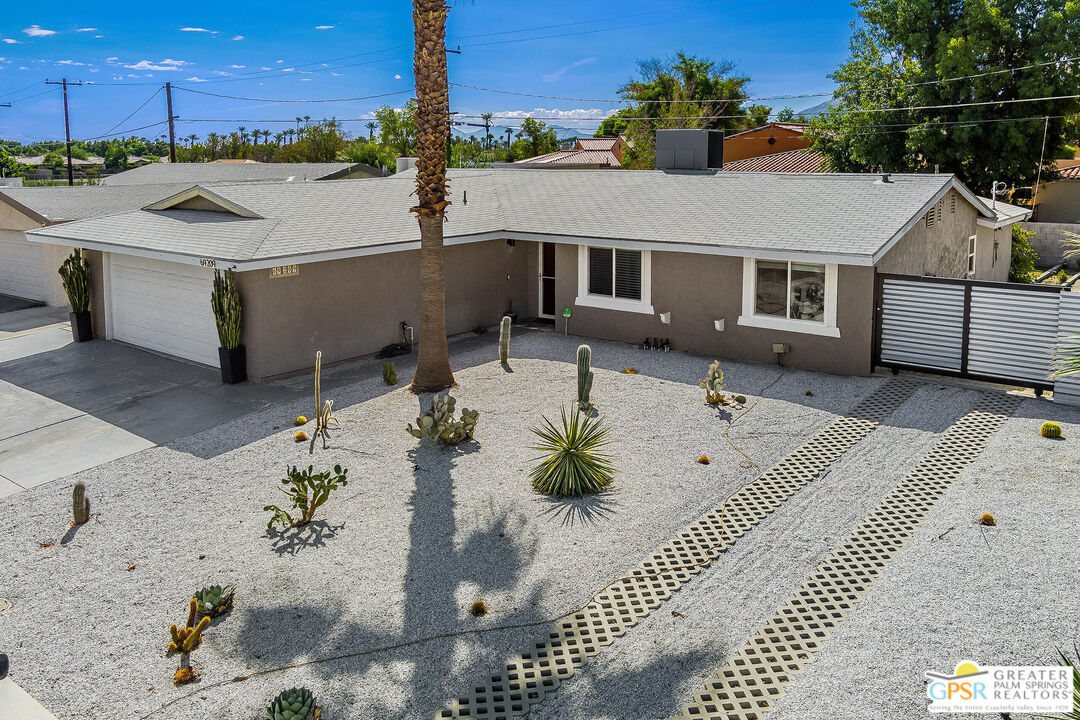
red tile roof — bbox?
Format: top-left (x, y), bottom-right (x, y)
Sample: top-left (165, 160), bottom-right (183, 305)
top-left (1060, 164), bottom-right (1080, 179)
top-left (722, 148), bottom-right (826, 173)
top-left (515, 149), bottom-right (621, 166)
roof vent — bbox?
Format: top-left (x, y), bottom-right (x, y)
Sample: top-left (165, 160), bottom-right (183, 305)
top-left (881, 172), bottom-right (893, 183)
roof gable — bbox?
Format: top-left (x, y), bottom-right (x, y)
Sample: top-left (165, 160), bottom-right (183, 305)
top-left (144, 186), bottom-right (263, 218)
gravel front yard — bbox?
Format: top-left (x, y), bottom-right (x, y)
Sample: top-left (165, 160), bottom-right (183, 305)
top-left (0, 329), bottom-right (884, 720)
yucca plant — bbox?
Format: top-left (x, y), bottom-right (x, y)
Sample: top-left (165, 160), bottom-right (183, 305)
top-left (211, 269), bottom-right (242, 350)
top-left (1033, 644), bottom-right (1079, 719)
top-left (529, 407), bottom-right (614, 497)
top-left (58, 249), bottom-right (91, 313)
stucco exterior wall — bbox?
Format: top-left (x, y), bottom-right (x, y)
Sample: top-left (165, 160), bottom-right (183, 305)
top-left (84, 249), bottom-right (106, 338)
top-left (1035, 180), bottom-right (1080, 224)
top-left (552, 245), bottom-right (875, 376)
top-left (876, 189), bottom-right (976, 278)
top-left (0, 202), bottom-right (75, 305)
top-left (237, 239), bottom-right (535, 379)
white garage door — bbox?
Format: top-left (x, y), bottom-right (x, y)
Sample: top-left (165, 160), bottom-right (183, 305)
top-left (108, 254), bottom-right (219, 366)
top-left (0, 230), bottom-right (46, 301)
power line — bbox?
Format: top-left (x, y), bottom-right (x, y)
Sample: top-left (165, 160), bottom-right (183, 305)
top-left (92, 120), bottom-right (169, 139)
top-left (88, 87), bottom-right (162, 140)
top-left (172, 86), bottom-right (413, 103)
top-left (0, 80), bottom-right (45, 99)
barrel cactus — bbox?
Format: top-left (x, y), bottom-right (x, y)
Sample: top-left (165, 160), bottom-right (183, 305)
top-left (266, 687), bottom-right (319, 720)
top-left (498, 315), bottom-right (512, 364)
top-left (72, 482), bottom-right (90, 525)
top-left (1039, 421), bottom-right (1062, 438)
top-left (576, 344), bottom-right (594, 411)
top-left (193, 585), bottom-right (235, 618)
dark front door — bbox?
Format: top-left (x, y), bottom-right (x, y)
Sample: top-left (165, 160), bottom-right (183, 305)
top-left (540, 242), bottom-right (556, 317)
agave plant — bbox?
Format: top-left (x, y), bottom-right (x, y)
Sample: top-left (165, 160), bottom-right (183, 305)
top-left (266, 687), bottom-right (319, 720)
top-left (193, 585), bottom-right (235, 619)
top-left (1033, 644), bottom-right (1079, 719)
top-left (529, 407), bottom-right (614, 497)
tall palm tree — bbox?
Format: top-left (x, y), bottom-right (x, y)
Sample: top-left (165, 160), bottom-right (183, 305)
top-left (274, 131), bottom-right (284, 147)
top-left (480, 112), bottom-right (493, 150)
top-left (366, 121), bottom-right (377, 141)
top-left (409, 0), bottom-right (455, 391)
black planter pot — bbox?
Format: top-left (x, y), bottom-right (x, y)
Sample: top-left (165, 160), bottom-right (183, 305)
top-left (70, 311), bottom-right (93, 342)
top-left (218, 345), bottom-right (247, 384)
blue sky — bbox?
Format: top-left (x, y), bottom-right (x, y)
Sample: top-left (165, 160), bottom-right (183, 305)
top-left (0, 1), bottom-right (858, 144)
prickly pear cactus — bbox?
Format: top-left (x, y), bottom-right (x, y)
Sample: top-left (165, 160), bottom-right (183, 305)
top-left (699, 361), bottom-right (727, 404)
top-left (266, 687), bottom-right (318, 720)
top-left (407, 393), bottom-right (479, 446)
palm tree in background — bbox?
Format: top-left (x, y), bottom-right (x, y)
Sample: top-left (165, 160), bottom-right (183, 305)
top-left (409, 0), bottom-right (455, 391)
top-left (480, 112), bottom-right (493, 150)
top-left (186, 133), bottom-right (198, 147)
top-left (274, 131), bottom-right (284, 146)
top-left (366, 121), bottom-right (377, 141)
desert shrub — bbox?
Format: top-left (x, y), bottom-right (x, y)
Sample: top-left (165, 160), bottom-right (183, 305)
top-left (529, 407), bottom-right (614, 497)
top-left (1009, 225), bottom-right (1039, 283)
top-left (264, 465), bottom-right (349, 529)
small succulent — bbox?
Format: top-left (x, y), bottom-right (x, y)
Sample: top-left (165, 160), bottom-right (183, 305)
top-left (172, 665), bottom-right (196, 686)
top-left (193, 585), bottom-right (235, 618)
top-left (72, 481), bottom-right (90, 526)
top-left (979, 513), bottom-right (996, 527)
top-left (1040, 421), bottom-right (1062, 438)
top-left (697, 455), bottom-right (710, 465)
top-left (267, 687), bottom-right (319, 720)
top-left (470, 600), bottom-right (488, 617)
top-left (168, 598), bottom-right (210, 654)
top-left (294, 431), bottom-right (308, 443)
top-left (382, 361), bottom-right (398, 386)
top-left (295, 416), bottom-right (308, 426)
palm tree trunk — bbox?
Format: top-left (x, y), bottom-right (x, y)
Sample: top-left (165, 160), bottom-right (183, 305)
top-left (409, 0), bottom-right (455, 392)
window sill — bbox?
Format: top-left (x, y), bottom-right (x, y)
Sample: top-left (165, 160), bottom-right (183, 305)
top-left (737, 314), bottom-right (841, 338)
top-left (575, 295), bottom-right (655, 315)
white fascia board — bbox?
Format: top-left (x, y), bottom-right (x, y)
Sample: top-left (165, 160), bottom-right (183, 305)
top-left (976, 210), bottom-right (1032, 229)
top-left (26, 231), bottom-right (228, 268)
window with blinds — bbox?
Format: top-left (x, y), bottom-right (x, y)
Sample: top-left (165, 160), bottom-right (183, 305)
top-left (588, 247), bottom-right (642, 300)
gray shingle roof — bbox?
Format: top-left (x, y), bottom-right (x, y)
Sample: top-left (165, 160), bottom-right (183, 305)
top-left (27, 169), bottom-right (991, 266)
top-left (0, 184), bottom-right (196, 223)
top-left (99, 162), bottom-right (379, 186)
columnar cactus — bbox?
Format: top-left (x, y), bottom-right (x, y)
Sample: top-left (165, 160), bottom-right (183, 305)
top-left (576, 344), bottom-right (594, 410)
top-left (168, 598), bottom-right (211, 654)
top-left (72, 482), bottom-right (90, 525)
top-left (499, 316), bottom-right (512, 364)
top-left (210, 269), bottom-right (242, 350)
top-left (58, 249), bottom-right (91, 313)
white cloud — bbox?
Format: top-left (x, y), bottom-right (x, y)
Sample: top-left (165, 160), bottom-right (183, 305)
top-left (75, 27), bottom-right (97, 32)
top-left (23, 25), bottom-right (57, 37)
top-left (57, 60), bottom-right (86, 66)
top-left (493, 107), bottom-right (616, 122)
top-left (300, 78), bottom-right (312, 81)
top-left (229, 64), bottom-right (245, 69)
top-left (260, 66), bottom-right (271, 70)
top-left (185, 76), bottom-right (208, 82)
top-left (179, 27), bottom-right (217, 33)
top-left (394, 74), bottom-right (402, 79)
top-left (105, 56), bottom-right (119, 62)
top-left (315, 25), bottom-right (335, 30)
top-left (94, 35), bottom-right (103, 39)
top-left (124, 58), bottom-right (188, 71)
top-left (330, 72), bottom-right (342, 77)
top-left (275, 59), bottom-right (284, 63)
top-left (282, 67), bottom-right (294, 72)
top-left (541, 56), bottom-right (596, 82)
top-left (232, 35), bottom-right (244, 41)
top-left (18, 66), bottom-right (28, 70)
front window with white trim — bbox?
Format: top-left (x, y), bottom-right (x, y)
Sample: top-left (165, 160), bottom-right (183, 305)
top-left (739, 257), bottom-right (840, 337)
top-left (966, 235), bottom-right (976, 276)
top-left (575, 245), bottom-right (654, 314)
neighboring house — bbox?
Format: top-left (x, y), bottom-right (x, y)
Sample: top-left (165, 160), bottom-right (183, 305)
top-left (0, 184), bottom-right (194, 304)
top-left (723, 148), bottom-right (827, 173)
top-left (27, 156), bottom-right (1023, 380)
top-left (101, 161), bottom-right (382, 186)
top-left (1020, 164), bottom-right (1080, 267)
top-left (515, 136), bottom-right (628, 167)
top-left (723, 122), bottom-right (810, 164)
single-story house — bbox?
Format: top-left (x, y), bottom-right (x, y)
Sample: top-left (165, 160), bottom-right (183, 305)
top-left (24, 157), bottom-right (1030, 380)
top-left (515, 136), bottom-right (628, 168)
top-left (0, 184), bottom-right (195, 304)
top-left (100, 161), bottom-right (382, 186)
top-left (723, 122), bottom-right (810, 164)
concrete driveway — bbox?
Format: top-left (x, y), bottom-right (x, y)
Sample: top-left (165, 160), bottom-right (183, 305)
top-left (0, 306), bottom-right (292, 497)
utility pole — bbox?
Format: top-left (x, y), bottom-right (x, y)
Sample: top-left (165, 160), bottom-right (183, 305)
top-left (165, 82), bottom-right (178, 163)
top-left (45, 78), bottom-right (83, 186)
top-left (444, 46), bottom-right (460, 166)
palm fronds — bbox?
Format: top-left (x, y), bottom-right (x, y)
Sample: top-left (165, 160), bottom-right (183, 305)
top-left (529, 407), bottom-right (614, 497)
top-left (1053, 333), bottom-right (1080, 378)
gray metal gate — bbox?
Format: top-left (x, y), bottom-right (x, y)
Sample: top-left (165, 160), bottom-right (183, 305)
top-left (873, 273), bottom-right (1067, 392)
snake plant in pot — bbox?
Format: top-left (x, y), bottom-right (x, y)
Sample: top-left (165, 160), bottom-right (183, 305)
top-left (58, 249), bottom-right (93, 342)
top-left (211, 269), bottom-right (246, 384)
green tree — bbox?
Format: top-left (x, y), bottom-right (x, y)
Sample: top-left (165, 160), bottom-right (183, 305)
top-left (103, 142), bottom-right (127, 169)
top-left (374, 101), bottom-right (418, 157)
top-left (809, 0), bottom-right (1080, 192)
top-left (515, 117), bottom-right (559, 158)
top-left (596, 108), bottom-right (633, 137)
top-left (612, 53), bottom-right (758, 169)
top-left (1008, 224), bottom-right (1040, 282)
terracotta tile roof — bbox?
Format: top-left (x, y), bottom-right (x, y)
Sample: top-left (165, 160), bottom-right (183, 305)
top-left (515, 149), bottom-right (621, 166)
top-left (722, 148), bottom-right (827, 173)
top-left (575, 137), bottom-right (620, 150)
top-left (1060, 165), bottom-right (1080, 179)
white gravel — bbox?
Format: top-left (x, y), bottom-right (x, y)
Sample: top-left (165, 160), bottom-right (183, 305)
top-left (0, 328), bottom-right (883, 720)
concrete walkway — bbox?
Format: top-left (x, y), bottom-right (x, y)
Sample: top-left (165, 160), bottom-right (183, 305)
top-left (0, 307), bottom-right (300, 497)
top-left (0, 678), bottom-right (60, 720)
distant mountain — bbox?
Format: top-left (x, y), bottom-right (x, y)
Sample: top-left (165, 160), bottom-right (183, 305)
top-left (796, 98), bottom-right (837, 117)
top-left (453, 122), bottom-right (597, 143)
